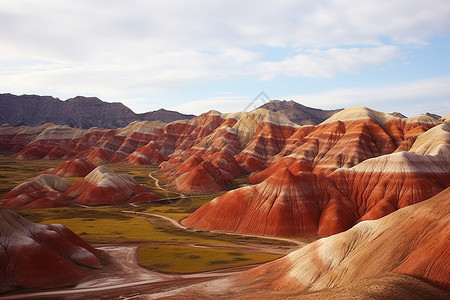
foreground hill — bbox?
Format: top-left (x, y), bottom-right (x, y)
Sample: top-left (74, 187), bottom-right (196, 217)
top-left (258, 99), bottom-right (342, 125)
top-left (0, 209), bottom-right (103, 292)
top-left (165, 187), bottom-right (450, 299)
top-left (0, 93), bottom-right (194, 129)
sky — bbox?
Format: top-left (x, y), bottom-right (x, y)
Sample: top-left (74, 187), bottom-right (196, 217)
top-left (1, 0), bottom-right (450, 117)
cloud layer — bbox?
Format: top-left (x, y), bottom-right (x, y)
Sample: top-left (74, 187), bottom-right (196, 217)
top-left (0, 0), bottom-right (449, 114)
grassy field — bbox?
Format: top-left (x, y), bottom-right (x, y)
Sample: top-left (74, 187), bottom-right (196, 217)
top-left (29, 204), bottom-right (294, 272)
top-left (137, 244), bottom-right (281, 273)
top-left (29, 204), bottom-right (297, 247)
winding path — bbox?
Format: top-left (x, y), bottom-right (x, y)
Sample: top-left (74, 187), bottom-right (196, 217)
top-left (145, 171), bottom-right (305, 247)
top-left (0, 246), bottom-right (235, 300)
top-left (123, 210), bottom-right (305, 247)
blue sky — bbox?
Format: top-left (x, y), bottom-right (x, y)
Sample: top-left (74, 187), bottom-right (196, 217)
top-left (1, 0), bottom-right (449, 117)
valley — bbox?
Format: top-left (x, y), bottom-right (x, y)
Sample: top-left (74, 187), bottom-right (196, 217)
top-left (0, 103), bottom-right (449, 299)
top-left (0, 153), bottom-right (302, 299)
top-left (2, 1), bottom-right (450, 298)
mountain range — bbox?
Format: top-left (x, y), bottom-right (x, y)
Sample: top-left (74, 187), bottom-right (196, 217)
top-left (0, 93), bottom-right (195, 129)
top-left (1, 93), bottom-right (348, 129)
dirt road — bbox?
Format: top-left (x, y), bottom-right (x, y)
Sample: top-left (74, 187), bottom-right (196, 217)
top-left (0, 245), bottom-right (243, 300)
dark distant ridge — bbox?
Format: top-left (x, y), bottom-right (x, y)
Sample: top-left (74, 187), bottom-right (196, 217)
top-left (258, 100), bottom-right (343, 125)
top-left (425, 112), bottom-right (442, 120)
top-left (390, 112), bottom-right (407, 118)
top-left (138, 108), bottom-right (195, 123)
top-left (0, 93), bottom-right (195, 129)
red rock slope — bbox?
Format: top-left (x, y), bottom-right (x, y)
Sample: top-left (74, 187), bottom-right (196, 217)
top-left (172, 187), bottom-right (450, 299)
top-left (40, 158), bottom-right (96, 177)
top-left (0, 174), bottom-right (71, 208)
top-left (0, 209), bottom-right (102, 292)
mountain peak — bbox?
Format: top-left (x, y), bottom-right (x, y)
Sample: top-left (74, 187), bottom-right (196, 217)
top-left (321, 106), bottom-right (397, 125)
top-left (258, 99), bottom-right (342, 125)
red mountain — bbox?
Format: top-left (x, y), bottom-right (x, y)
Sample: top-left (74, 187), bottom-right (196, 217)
top-left (227, 187), bottom-right (450, 297)
top-left (0, 106), bottom-right (447, 215)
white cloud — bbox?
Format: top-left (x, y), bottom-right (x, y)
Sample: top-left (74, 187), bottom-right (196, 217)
top-left (168, 96), bottom-right (251, 115)
top-left (257, 46), bottom-right (400, 79)
top-left (152, 77), bottom-right (450, 116)
top-left (0, 0), bottom-right (449, 109)
top-left (284, 77), bottom-right (450, 116)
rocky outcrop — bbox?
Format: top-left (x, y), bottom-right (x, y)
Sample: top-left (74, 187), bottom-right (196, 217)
top-left (138, 108), bottom-right (195, 123)
top-left (0, 93), bottom-right (194, 129)
top-left (0, 209), bottom-right (102, 292)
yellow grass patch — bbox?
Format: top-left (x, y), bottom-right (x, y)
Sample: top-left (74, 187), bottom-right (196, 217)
top-left (39, 215), bottom-right (231, 246)
top-left (137, 244), bottom-right (281, 273)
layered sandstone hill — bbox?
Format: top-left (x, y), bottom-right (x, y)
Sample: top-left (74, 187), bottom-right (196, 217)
top-left (41, 158), bottom-right (96, 177)
top-left (160, 109), bottom-right (298, 192)
top-left (0, 174), bottom-right (71, 209)
top-left (0, 209), bottom-right (102, 292)
top-left (184, 119), bottom-right (450, 237)
top-left (0, 121), bottom-right (165, 162)
top-left (0, 107), bottom-right (445, 196)
top-left (65, 166), bottom-right (161, 205)
top-left (262, 107), bottom-right (440, 175)
top-left (169, 188), bottom-right (450, 299)
top-left (0, 166), bottom-right (160, 208)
